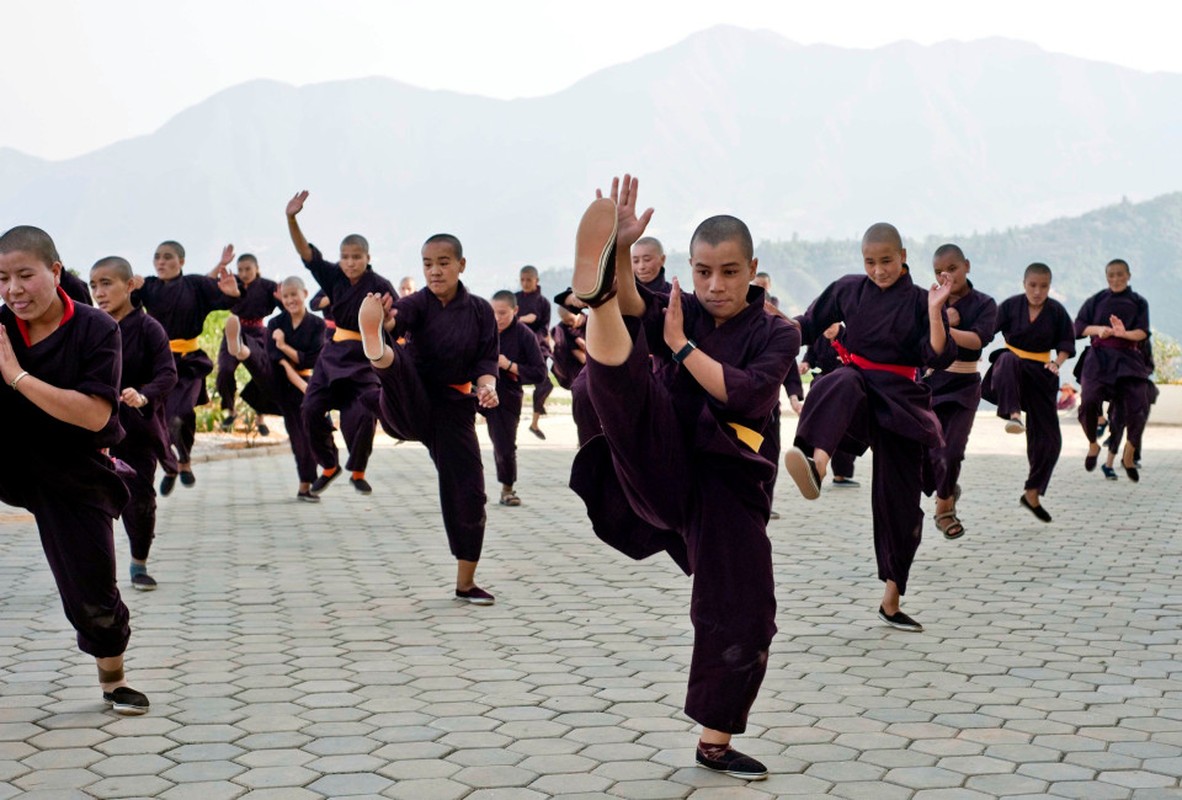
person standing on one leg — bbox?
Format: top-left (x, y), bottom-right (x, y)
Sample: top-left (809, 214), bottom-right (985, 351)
top-left (980, 263), bottom-right (1075, 522)
top-left (91, 257), bottom-right (178, 591)
top-left (515, 265), bottom-right (552, 439)
top-left (0, 226), bottom-right (149, 715)
top-left (922, 244), bottom-right (997, 540)
top-left (551, 291), bottom-right (599, 445)
top-left (132, 241), bottom-right (242, 493)
top-left (285, 190), bottom-right (395, 495)
top-left (357, 233), bottom-right (499, 604)
top-left (215, 253), bottom-right (279, 434)
top-left (569, 176), bottom-right (800, 780)
top-left (482, 290), bottom-right (547, 506)
top-left (784, 223), bottom-right (955, 633)
top-left (1074, 258), bottom-right (1153, 483)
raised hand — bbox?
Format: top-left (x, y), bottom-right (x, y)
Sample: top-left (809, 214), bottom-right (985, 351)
top-left (286, 190), bottom-right (309, 217)
top-left (598, 174), bottom-right (654, 253)
top-left (380, 292), bottom-right (398, 332)
top-left (217, 244), bottom-right (235, 270)
top-left (272, 328), bottom-right (285, 345)
top-left (929, 271), bottom-right (953, 311)
top-left (663, 277), bottom-right (688, 351)
top-left (129, 274), bottom-right (145, 291)
top-left (0, 325), bottom-right (22, 385)
top-left (217, 267), bottom-right (241, 298)
top-left (1109, 314), bottom-right (1128, 338)
top-left (945, 307), bottom-right (961, 328)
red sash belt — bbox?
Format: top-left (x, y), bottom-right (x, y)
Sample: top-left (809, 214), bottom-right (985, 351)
top-left (240, 318), bottom-right (264, 328)
top-left (834, 340), bottom-right (918, 380)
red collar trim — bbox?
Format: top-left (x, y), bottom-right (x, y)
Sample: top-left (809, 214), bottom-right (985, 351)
top-left (14, 285), bottom-right (75, 346)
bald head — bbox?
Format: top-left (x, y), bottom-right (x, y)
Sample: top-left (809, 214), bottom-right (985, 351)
top-left (862, 222), bottom-right (903, 251)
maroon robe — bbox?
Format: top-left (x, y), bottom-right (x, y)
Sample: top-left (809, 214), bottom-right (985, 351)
top-left (374, 282), bottom-right (499, 562)
top-left (479, 320), bottom-right (547, 485)
top-left (216, 276), bottom-right (280, 414)
top-left (0, 293), bottom-right (132, 657)
top-left (300, 244), bottom-right (396, 473)
top-left (570, 284), bottom-right (799, 734)
top-left (922, 284), bottom-right (998, 499)
top-left (1073, 287), bottom-right (1152, 451)
top-left (981, 295), bottom-right (1075, 494)
top-left (135, 273), bottom-right (240, 464)
top-left (515, 287), bottom-right (552, 414)
top-left (111, 308), bottom-right (178, 560)
top-left (794, 270), bottom-right (956, 596)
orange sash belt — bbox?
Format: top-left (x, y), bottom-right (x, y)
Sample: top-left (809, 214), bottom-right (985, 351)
top-left (450, 382), bottom-right (473, 394)
top-left (298, 369), bottom-right (313, 377)
top-left (1005, 343), bottom-right (1050, 363)
top-left (834, 341), bottom-right (917, 379)
top-left (332, 328), bottom-right (362, 343)
top-left (169, 338), bottom-right (200, 354)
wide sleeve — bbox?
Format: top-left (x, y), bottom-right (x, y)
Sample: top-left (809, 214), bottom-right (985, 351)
top-left (794, 279), bottom-right (846, 344)
top-left (138, 318), bottom-right (178, 401)
top-left (296, 317), bottom-right (327, 369)
top-left (967, 295), bottom-right (998, 350)
top-left (1129, 294), bottom-right (1150, 334)
top-left (1054, 302), bottom-right (1077, 357)
top-left (1073, 293), bottom-right (1100, 338)
top-left (471, 300), bottom-right (500, 379)
top-left (718, 319), bottom-right (801, 418)
top-left (76, 319), bottom-right (123, 413)
top-left (512, 325), bottom-right (548, 384)
top-left (920, 299), bottom-right (957, 370)
top-left (192, 273), bottom-right (240, 313)
top-left (302, 244), bottom-right (339, 294)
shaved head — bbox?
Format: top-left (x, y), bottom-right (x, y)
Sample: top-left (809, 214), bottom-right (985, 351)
top-left (691, 215), bottom-right (754, 261)
top-left (0, 225), bottom-right (60, 265)
top-left (91, 255), bottom-right (134, 281)
top-left (933, 243), bottom-right (965, 261)
top-left (862, 222), bottom-right (903, 251)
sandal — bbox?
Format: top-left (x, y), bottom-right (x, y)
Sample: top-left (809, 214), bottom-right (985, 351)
top-left (934, 510), bottom-right (965, 540)
top-left (499, 491), bottom-right (522, 506)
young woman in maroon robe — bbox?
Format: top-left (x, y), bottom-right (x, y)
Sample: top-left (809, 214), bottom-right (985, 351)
top-left (224, 276), bottom-right (331, 501)
top-left (785, 223), bottom-right (955, 634)
top-left (922, 244), bottom-right (998, 539)
top-left (356, 233), bottom-right (500, 605)
top-left (515, 266), bottom-right (552, 439)
top-left (131, 241), bottom-right (242, 493)
top-left (215, 253), bottom-right (279, 433)
top-left (0, 226), bottom-right (149, 715)
top-left (286, 190), bottom-right (395, 495)
top-left (568, 176), bottom-right (800, 780)
top-left (483, 291), bottom-right (547, 506)
top-left (1074, 258), bottom-right (1153, 482)
top-left (91, 256), bottom-right (178, 591)
top-left (980, 263), bottom-right (1075, 522)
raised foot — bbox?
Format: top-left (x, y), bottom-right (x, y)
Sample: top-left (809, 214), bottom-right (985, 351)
top-left (358, 294), bottom-right (387, 362)
top-left (784, 447), bottom-right (821, 500)
top-left (225, 314), bottom-right (245, 359)
top-left (572, 197), bottom-right (619, 307)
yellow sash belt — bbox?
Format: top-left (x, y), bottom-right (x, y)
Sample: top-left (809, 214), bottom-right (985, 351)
top-left (727, 422), bottom-right (765, 453)
top-left (333, 328), bottom-right (363, 343)
top-left (1005, 343), bottom-right (1050, 363)
top-left (169, 338), bottom-right (200, 354)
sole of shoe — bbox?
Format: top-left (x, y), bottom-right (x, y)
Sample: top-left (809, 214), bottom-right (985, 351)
top-left (1004, 420), bottom-right (1025, 434)
top-left (572, 198), bottom-right (618, 304)
top-left (358, 295), bottom-right (387, 362)
top-left (784, 447), bottom-right (821, 500)
top-left (225, 314), bottom-right (244, 358)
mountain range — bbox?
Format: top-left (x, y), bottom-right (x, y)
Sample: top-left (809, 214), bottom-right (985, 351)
top-left (2, 25), bottom-right (1180, 333)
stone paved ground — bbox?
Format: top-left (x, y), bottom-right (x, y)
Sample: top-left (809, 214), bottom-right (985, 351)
top-left (2, 410), bottom-right (1181, 799)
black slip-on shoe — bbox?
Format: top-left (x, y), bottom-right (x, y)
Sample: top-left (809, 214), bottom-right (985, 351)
top-left (1019, 494), bottom-right (1052, 523)
top-left (103, 686), bottom-right (150, 716)
top-left (878, 606), bottom-right (924, 632)
top-left (310, 470), bottom-right (340, 495)
top-left (159, 474), bottom-right (177, 496)
top-left (784, 447), bottom-right (821, 500)
top-left (179, 470), bottom-right (196, 487)
top-left (350, 477), bottom-right (373, 494)
top-left (695, 746), bottom-right (768, 780)
top-left (455, 586), bottom-right (495, 605)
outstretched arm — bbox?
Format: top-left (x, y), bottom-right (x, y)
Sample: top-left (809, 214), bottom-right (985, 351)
top-left (286, 191), bottom-right (313, 262)
top-left (207, 244), bottom-right (235, 278)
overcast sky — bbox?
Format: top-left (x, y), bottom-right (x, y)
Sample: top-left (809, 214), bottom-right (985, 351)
top-left (4, 0), bottom-right (1170, 160)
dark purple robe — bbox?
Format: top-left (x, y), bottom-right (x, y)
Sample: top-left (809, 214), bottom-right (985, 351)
top-left (793, 270), bottom-right (956, 596)
top-left (0, 296), bottom-right (131, 657)
top-left (111, 308), bottom-right (178, 560)
top-left (922, 285), bottom-right (998, 499)
top-left (570, 284), bottom-right (799, 734)
top-left (639, 270), bottom-right (672, 295)
top-left (375, 282), bottom-right (498, 561)
top-left (550, 319), bottom-right (586, 391)
top-left (800, 329), bottom-right (856, 477)
top-left (480, 320), bottom-right (547, 485)
top-left (300, 244), bottom-right (396, 473)
top-left (60, 269), bottom-right (93, 306)
top-left (1073, 287), bottom-right (1152, 450)
top-left (982, 295), bottom-right (1075, 494)
top-left (216, 277), bottom-right (280, 413)
top-left (515, 287), bottom-right (553, 413)
top-left (267, 311), bottom-right (331, 484)
top-left (135, 272), bottom-right (241, 463)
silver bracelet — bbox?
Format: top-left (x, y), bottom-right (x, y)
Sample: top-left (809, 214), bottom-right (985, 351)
top-left (9, 370), bottom-right (29, 390)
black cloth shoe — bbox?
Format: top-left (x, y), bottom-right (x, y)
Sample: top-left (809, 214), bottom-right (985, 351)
top-left (159, 474), bottom-right (177, 496)
top-left (350, 477), bottom-right (373, 494)
top-left (297, 490), bottom-right (320, 503)
top-left (878, 606), bottom-right (924, 632)
top-left (220, 413), bottom-right (235, 432)
top-left (103, 686), bottom-right (150, 716)
top-left (455, 586), bottom-right (495, 605)
top-left (257, 422), bottom-right (271, 436)
top-left (131, 573), bottom-right (158, 592)
top-left (179, 469), bottom-right (195, 487)
top-left (572, 197), bottom-right (619, 308)
top-left (695, 746), bottom-right (768, 780)
top-left (1019, 494), bottom-right (1052, 523)
top-left (310, 469), bottom-right (340, 494)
